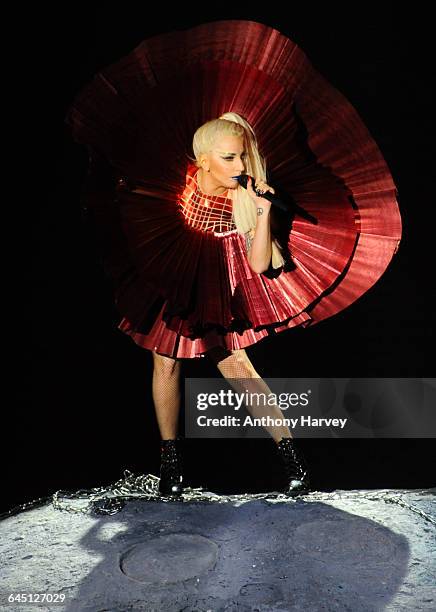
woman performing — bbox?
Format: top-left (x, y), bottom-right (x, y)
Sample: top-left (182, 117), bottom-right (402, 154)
top-left (66, 21), bottom-right (402, 498)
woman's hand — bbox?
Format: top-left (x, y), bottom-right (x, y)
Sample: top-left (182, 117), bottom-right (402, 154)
top-left (246, 176), bottom-right (275, 212)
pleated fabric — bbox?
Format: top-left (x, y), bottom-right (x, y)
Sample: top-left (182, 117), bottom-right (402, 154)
top-left (66, 20), bottom-right (402, 359)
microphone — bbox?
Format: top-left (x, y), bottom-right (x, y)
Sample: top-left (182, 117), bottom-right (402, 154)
top-left (233, 174), bottom-right (289, 212)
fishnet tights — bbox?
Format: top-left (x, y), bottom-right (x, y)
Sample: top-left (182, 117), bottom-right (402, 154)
top-left (208, 347), bottom-right (292, 443)
top-left (152, 348), bottom-right (292, 443)
top-left (152, 352), bottom-right (182, 440)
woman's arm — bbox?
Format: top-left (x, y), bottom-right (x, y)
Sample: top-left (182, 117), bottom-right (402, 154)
top-left (246, 210), bottom-right (272, 273)
top-left (245, 178), bottom-right (274, 274)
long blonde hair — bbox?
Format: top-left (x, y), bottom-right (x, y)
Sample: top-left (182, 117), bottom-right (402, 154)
top-left (192, 113), bottom-right (284, 269)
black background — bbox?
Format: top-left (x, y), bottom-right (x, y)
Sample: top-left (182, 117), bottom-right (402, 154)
top-left (11, 4), bottom-right (435, 515)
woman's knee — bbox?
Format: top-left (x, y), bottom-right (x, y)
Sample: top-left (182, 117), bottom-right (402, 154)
top-left (214, 348), bottom-right (257, 377)
top-left (152, 351), bottom-right (182, 377)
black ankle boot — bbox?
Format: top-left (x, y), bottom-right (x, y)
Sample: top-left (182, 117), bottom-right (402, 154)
top-left (276, 437), bottom-right (311, 495)
top-left (158, 437), bottom-right (184, 497)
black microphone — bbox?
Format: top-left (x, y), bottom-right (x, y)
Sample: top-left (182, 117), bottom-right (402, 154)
top-left (233, 174), bottom-right (289, 212)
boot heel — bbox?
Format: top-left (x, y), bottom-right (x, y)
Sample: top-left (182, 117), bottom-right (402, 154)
top-left (158, 437), bottom-right (184, 497)
top-left (276, 437), bottom-right (311, 496)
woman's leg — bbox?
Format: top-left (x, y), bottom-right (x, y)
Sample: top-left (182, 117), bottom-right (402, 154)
top-left (152, 351), bottom-right (184, 496)
top-left (206, 346), bottom-right (293, 443)
top-left (151, 351), bottom-right (182, 440)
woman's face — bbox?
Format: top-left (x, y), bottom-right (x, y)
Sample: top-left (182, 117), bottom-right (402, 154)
top-left (202, 134), bottom-right (246, 191)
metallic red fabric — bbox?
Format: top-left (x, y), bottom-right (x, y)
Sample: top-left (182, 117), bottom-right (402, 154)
top-left (178, 165), bottom-right (236, 233)
top-left (66, 20), bottom-right (402, 359)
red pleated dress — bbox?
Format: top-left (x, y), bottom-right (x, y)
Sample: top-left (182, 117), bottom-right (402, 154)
top-left (66, 20), bottom-right (402, 359)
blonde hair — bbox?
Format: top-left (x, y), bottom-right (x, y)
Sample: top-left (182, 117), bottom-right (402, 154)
top-left (192, 113), bottom-right (284, 269)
